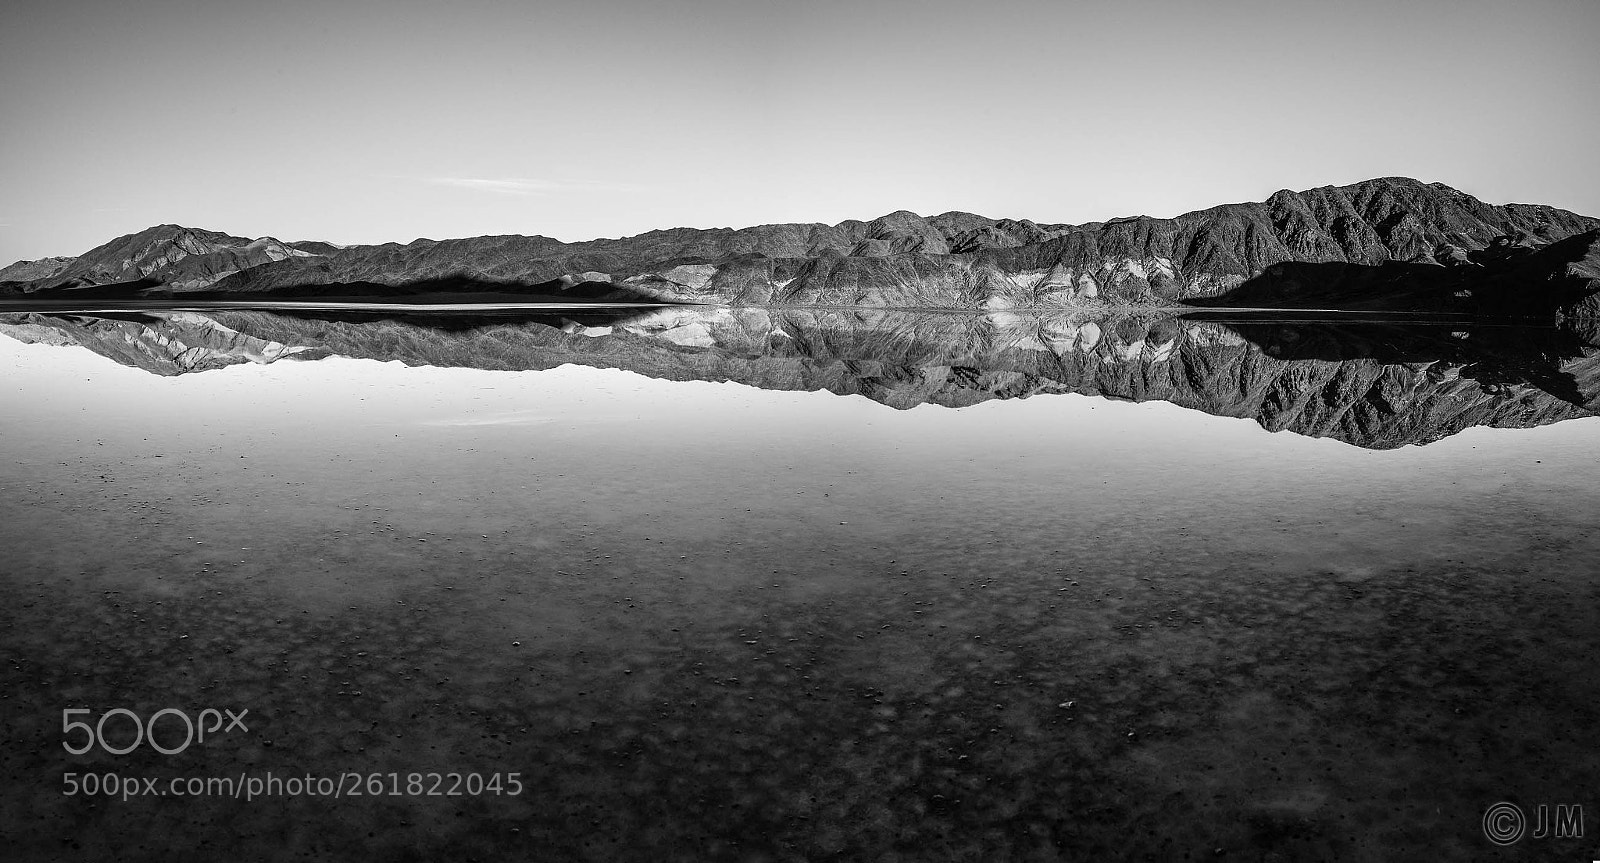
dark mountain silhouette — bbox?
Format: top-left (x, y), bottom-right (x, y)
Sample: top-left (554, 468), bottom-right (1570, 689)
top-left (3, 306), bottom-right (1595, 449)
top-left (5, 178), bottom-right (1597, 318)
top-left (1192, 228), bottom-right (1600, 321)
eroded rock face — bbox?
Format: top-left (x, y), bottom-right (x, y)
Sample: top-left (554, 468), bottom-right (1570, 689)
top-left (5, 307), bottom-right (1594, 449)
top-left (7, 178), bottom-right (1597, 314)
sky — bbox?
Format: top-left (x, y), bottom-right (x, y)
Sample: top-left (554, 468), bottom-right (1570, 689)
top-left (2, 0), bottom-right (1597, 264)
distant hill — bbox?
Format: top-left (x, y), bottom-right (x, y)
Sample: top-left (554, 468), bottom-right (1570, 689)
top-left (5, 178), bottom-right (1598, 318)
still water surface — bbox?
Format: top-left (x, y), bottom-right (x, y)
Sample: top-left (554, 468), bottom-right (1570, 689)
top-left (2, 308), bottom-right (1597, 861)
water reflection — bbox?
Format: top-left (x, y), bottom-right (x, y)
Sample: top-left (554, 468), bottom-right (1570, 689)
top-left (3, 305), bottom-right (1599, 861)
top-left (3, 305), bottom-right (1596, 449)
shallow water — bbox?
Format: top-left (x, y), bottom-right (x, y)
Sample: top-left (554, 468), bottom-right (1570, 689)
top-left (2, 308), bottom-right (1598, 861)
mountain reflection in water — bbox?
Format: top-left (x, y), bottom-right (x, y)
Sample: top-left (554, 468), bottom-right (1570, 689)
top-left (5, 301), bottom-right (1600, 862)
top-left (4, 306), bottom-right (1596, 450)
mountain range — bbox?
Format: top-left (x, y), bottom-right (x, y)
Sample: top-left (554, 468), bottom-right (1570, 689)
top-left (4, 177), bottom-right (1598, 319)
top-left (3, 307), bottom-right (1595, 450)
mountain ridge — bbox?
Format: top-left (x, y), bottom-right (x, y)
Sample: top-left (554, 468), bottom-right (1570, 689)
top-left (6, 178), bottom-right (1598, 317)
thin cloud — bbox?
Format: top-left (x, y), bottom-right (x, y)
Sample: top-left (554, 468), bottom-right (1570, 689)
top-left (420, 177), bottom-right (645, 195)
top-left (427, 177), bottom-right (559, 195)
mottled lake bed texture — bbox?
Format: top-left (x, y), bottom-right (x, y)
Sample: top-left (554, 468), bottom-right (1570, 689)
top-left (2, 306), bottom-right (1598, 861)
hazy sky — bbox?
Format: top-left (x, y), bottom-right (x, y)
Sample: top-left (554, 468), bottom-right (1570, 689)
top-left (2, 0), bottom-right (1597, 264)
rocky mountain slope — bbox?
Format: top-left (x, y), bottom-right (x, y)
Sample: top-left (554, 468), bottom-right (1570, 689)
top-left (0, 256), bottom-right (75, 283)
top-left (4, 225), bottom-right (329, 294)
top-left (4, 307), bottom-right (1595, 449)
top-left (5, 178), bottom-right (1597, 316)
